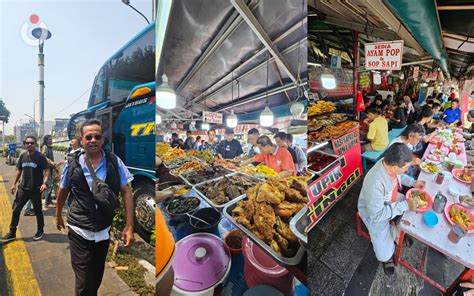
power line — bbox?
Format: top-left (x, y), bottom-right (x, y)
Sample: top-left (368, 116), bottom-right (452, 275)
top-left (50, 87), bottom-right (91, 118)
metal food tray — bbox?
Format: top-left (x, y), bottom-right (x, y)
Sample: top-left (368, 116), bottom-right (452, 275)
top-left (307, 141), bottom-right (329, 151)
top-left (307, 150), bottom-right (341, 175)
top-left (163, 156), bottom-right (203, 169)
top-left (223, 197), bottom-right (306, 267)
top-left (179, 168), bottom-right (233, 187)
top-left (289, 206), bottom-right (309, 249)
top-left (192, 173), bottom-right (263, 211)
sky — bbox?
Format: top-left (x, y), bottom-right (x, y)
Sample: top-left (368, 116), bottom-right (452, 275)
top-left (0, 0), bottom-right (153, 134)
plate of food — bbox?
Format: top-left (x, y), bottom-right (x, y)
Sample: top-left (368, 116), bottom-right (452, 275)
top-left (452, 169), bottom-right (472, 184)
top-left (427, 154), bottom-right (442, 162)
top-left (420, 161), bottom-right (439, 174)
top-left (405, 189), bottom-right (433, 212)
top-left (430, 147), bottom-right (448, 158)
top-left (444, 203), bottom-right (474, 233)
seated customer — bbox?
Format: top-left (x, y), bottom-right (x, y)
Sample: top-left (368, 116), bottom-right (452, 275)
top-left (358, 143), bottom-right (423, 276)
top-left (362, 108), bottom-right (389, 152)
top-left (462, 110), bottom-right (474, 140)
top-left (241, 135), bottom-right (296, 177)
top-left (389, 123), bottom-right (424, 168)
top-left (443, 99), bottom-right (461, 125)
top-left (389, 100), bottom-right (407, 129)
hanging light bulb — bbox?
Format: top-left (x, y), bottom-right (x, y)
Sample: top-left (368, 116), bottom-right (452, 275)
top-left (201, 122), bottom-right (210, 130)
top-left (321, 73), bottom-right (336, 89)
top-left (290, 101), bottom-right (305, 118)
top-left (227, 74), bottom-right (239, 128)
top-left (155, 113), bottom-right (162, 125)
top-left (260, 106), bottom-right (274, 127)
top-left (260, 54), bottom-right (274, 127)
top-left (226, 110), bottom-right (238, 128)
top-left (156, 74), bottom-right (176, 109)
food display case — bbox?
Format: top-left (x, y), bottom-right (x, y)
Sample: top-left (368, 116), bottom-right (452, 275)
top-left (305, 100), bottom-right (364, 233)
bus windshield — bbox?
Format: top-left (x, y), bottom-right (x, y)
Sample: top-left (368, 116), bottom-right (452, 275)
top-left (88, 25), bottom-right (155, 108)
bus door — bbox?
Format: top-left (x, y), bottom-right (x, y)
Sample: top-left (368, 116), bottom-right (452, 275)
top-left (96, 108), bottom-right (113, 151)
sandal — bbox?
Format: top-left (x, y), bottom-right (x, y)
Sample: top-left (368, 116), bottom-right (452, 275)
top-left (382, 259), bottom-right (396, 276)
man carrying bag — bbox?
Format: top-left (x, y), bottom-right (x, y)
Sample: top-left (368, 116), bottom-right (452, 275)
top-left (55, 119), bottom-right (134, 296)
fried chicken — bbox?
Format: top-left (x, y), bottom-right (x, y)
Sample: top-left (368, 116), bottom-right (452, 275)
top-left (289, 179), bottom-right (307, 197)
top-left (272, 230), bottom-right (289, 255)
top-left (275, 201), bottom-right (305, 218)
top-left (256, 183), bottom-right (285, 204)
top-left (254, 202), bottom-right (276, 243)
top-left (275, 216), bottom-right (297, 242)
top-left (284, 187), bottom-right (307, 203)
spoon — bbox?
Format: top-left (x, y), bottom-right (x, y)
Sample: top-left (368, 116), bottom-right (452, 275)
top-left (186, 213), bottom-right (211, 226)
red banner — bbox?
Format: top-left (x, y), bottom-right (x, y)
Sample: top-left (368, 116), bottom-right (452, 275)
top-left (306, 127), bottom-right (363, 231)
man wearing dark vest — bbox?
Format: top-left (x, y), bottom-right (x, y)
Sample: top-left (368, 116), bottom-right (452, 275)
top-left (55, 119), bottom-right (135, 296)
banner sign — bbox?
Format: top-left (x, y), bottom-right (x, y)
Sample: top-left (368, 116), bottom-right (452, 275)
top-left (365, 40), bottom-right (404, 70)
top-left (309, 80), bottom-right (353, 97)
top-left (202, 111), bottom-right (223, 124)
top-left (306, 127), bottom-right (363, 231)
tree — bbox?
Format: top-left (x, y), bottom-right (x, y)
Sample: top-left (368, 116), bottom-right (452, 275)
top-left (5, 135), bottom-right (15, 143)
top-left (0, 99), bottom-right (11, 123)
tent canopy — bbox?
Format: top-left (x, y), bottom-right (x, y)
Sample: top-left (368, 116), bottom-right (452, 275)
top-left (156, 0), bottom-right (307, 122)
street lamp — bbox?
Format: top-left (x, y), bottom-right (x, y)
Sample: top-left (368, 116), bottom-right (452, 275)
top-left (32, 27), bottom-right (52, 139)
top-left (122, 0), bottom-right (151, 24)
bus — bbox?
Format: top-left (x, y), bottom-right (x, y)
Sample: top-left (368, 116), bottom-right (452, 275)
top-left (68, 22), bottom-right (156, 242)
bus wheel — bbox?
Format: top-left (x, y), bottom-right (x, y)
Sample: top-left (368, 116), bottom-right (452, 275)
top-left (133, 181), bottom-right (155, 243)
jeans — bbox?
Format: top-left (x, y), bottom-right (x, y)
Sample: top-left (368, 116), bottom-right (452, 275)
top-left (44, 170), bottom-right (53, 205)
top-left (10, 187), bottom-right (44, 233)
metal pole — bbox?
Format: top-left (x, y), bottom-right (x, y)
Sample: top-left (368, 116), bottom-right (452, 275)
top-left (38, 48), bottom-right (45, 138)
top-left (353, 30), bottom-right (359, 120)
top-left (2, 121), bottom-right (4, 145)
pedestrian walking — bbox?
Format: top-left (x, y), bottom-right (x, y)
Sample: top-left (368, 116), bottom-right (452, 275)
top-left (41, 135), bottom-right (55, 207)
top-left (0, 136), bottom-right (50, 242)
top-left (55, 119), bottom-right (134, 296)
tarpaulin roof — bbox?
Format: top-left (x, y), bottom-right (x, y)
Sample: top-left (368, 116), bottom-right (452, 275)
top-left (157, 0), bottom-right (307, 120)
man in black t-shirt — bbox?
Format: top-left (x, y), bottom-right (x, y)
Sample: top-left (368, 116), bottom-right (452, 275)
top-left (217, 128), bottom-right (243, 159)
top-left (0, 136), bottom-right (50, 242)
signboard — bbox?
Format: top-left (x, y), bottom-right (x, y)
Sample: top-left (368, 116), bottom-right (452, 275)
top-left (202, 111), bottom-right (223, 124)
top-left (306, 127), bottom-right (363, 231)
top-left (309, 81), bottom-right (353, 98)
top-left (365, 40), bottom-right (403, 70)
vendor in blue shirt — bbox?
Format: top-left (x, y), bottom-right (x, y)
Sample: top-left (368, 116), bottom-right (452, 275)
top-left (217, 128), bottom-right (243, 160)
top-left (443, 98), bottom-right (461, 125)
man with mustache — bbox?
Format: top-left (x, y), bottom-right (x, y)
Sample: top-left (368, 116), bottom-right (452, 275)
top-left (55, 119), bottom-right (134, 296)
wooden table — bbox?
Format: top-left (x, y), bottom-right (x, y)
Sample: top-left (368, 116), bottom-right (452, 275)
top-left (394, 142), bottom-right (474, 295)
